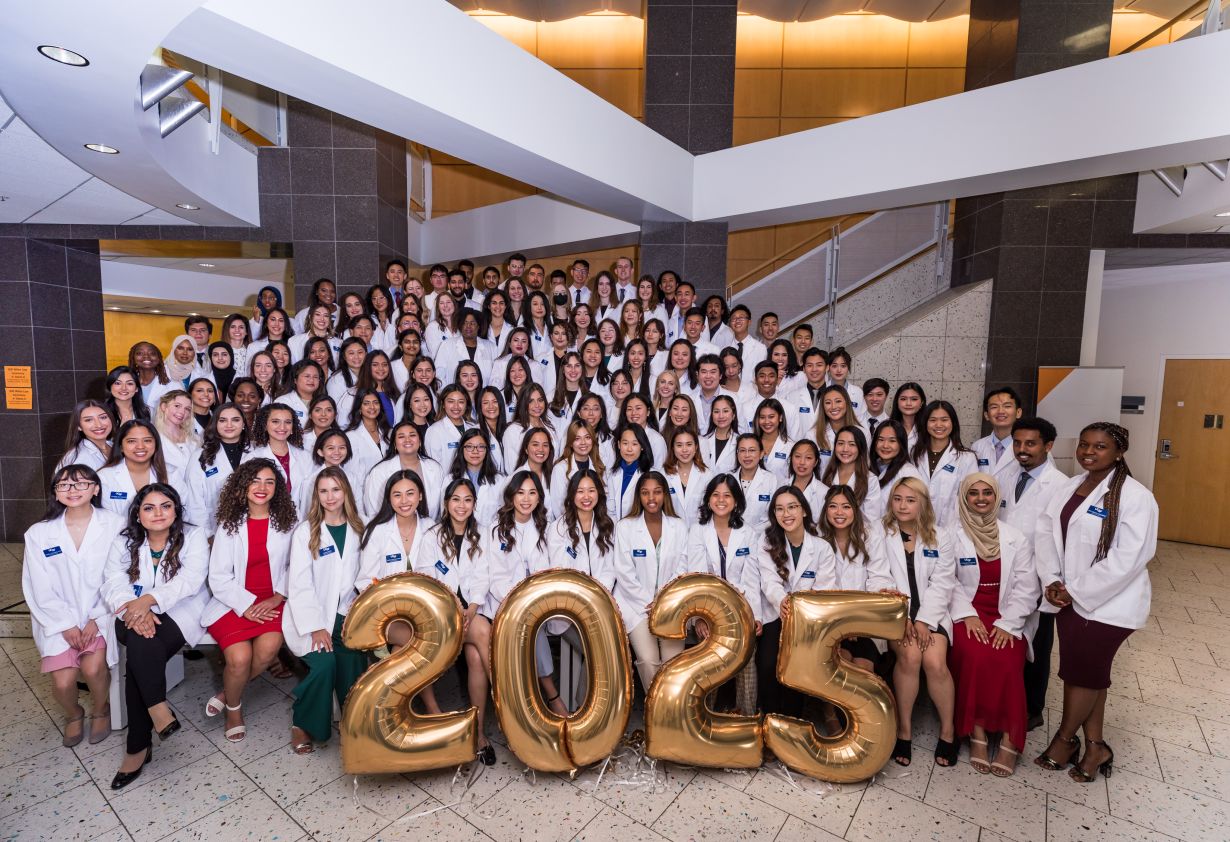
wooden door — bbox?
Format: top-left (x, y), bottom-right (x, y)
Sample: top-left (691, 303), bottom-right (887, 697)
top-left (1154, 359), bottom-right (1230, 547)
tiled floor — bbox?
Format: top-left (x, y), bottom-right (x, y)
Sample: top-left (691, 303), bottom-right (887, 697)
top-left (2, 540), bottom-right (1229, 841)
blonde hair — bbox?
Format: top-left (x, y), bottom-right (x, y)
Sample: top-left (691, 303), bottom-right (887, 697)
top-left (156, 390), bottom-right (200, 446)
top-left (306, 466), bottom-right (365, 557)
top-left (652, 369), bottom-right (681, 417)
top-left (881, 476), bottom-right (937, 546)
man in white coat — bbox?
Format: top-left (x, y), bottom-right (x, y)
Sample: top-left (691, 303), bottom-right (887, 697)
top-left (1001, 415), bottom-right (1068, 731)
top-left (973, 387), bottom-right (1024, 485)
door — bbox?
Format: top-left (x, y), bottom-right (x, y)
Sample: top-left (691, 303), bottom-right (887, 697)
top-left (1154, 358), bottom-right (1230, 547)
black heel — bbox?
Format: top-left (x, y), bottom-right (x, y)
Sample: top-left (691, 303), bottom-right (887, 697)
top-left (1034, 733), bottom-right (1079, 770)
top-left (1070, 740), bottom-right (1113, 783)
top-left (157, 716), bottom-right (181, 742)
top-left (110, 747), bottom-right (152, 791)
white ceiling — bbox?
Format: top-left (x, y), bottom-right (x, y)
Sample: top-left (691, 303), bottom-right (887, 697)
top-left (99, 254), bottom-right (290, 283)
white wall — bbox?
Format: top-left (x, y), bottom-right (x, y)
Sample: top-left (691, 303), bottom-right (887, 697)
top-left (1096, 260), bottom-right (1230, 487)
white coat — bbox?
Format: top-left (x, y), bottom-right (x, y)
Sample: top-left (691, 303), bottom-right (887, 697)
top-left (795, 477), bottom-right (829, 523)
top-left (55, 440), bottom-right (108, 474)
top-left (356, 516), bottom-right (436, 587)
top-left (435, 336), bottom-right (498, 384)
top-left (279, 391), bottom-right (312, 429)
top-left (22, 508), bottom-right (127, 664)
top-left (606, 466), bottom-right (643, 521)
top-left (325, 370), bottom-right (359, 404)
top-left (413, 522), bottom-right (491, 611)
top-left (877, 462), bottom-right (925, 497)
top-left (914, 444), bottom-right (979, 529)
top-left (184, 449), bottom-right (241, 532)
top-left (612, 513), bottom-right (694, 631)
top-left (363, 457), bottom-right (444, 521)
top-left (102, 527), bottom-right (211, 647)
top-left (760, 434), bottom-right (794, 482)
top-left (1034, 471), bottom-right (1158, 629)
top-left (664, 466), bottom-right (711, 527)
top-left (287, 332), bottom-right (342, 365)
top-left (949, 520), bottom-right (1040, 657)
top-left (296, 461), bottom-right (367, 517)
top-left (825, 524), bottom-right (895, 594)
top-left (972, 434), bottom-right (1019, 485)
top-left (158, 437), bottom-right (199, 490)
top-left (502, 422), bottom-right (558, 469)
top-left (423, 418), bottom-right (471, 470)
top-left (545, 516), bottom-right (617, 593)
top-left (755, 530), bottom-right (836, 622)
top-left (883, 525), bottom-right (957, 636)
top-left (283, 521), bottom-right (362, 657)
top-left (202, 517), bottom-right (295, 627)
top-left (699, 433), bottom-right (737, 476)
top-left (1000, 458), bottom-right (1067, 542)
top-left (245, 443), bottom-right (315, 501)
top-left (482, 520), bottom-right (548, 619)
top-left (815, 422), bottom-right (873, 476)
top-left (96, 463), bottom-right (160, 517)
top-left (687, 521), bottom-right (762, 621)
top-left (737, 468), bottom-right (781, 528)
top-left (345, 425), bottom-right (387, 478)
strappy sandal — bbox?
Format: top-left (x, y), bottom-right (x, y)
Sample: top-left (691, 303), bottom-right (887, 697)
top-left (1035, 733), bottom-right (1079, 770)
top-left (205, 692), bottom-right (226, 718)
top-left (991, 745), bottom-right (1019, 777)
top-left (891, 738), bottom-right (912, 767)
top-left (968, 738), bottom-right (991, 774)
top-left (62, 705), bottom-right (86, 748)
top-left (88, 709), bottom-right (112, 745)
top-left (290, 727), bottom-right (315, 755)
top-left (934, 738), bottom-right (959, 768)
top-left (478, 743), bottom-right (496, 766)
top-left (223, 702), bottom-right (246, 743)
top-left (1069, 740), bottom-right (1113, 782)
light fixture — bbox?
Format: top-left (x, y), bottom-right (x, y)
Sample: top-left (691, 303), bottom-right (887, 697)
top-left (188, 312), bottom-right (199, 316)
top-left (84, 143), bottom-right (118, 154)
top-left (38, 45), bottom-right (88, 66)
top-left (109, 306), bottom-right (120, 311)
top-left (150, 309), bottom-right (161, 313)
top-left (1216, 211), bottom-right (1230, 218)
top-left (198, 263), bottom-right (216, 268)
top-left (176, 203), bottom-right (199, 210)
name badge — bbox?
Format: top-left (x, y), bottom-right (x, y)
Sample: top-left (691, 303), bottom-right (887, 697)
top-left (540, 359), bottom-right (548, 366)
top-left (320, 545), bottom-right (336, 556)
top-left (435, 560), bottom-right (450, 575)
top-left (774, 451), bottom-right (787, 460)
top-left (43, 546), bottom-right (63, 558)
top-left (499, 542), bottom-right (508, 551)
top-left (942, 464), bottom-right (956, 473)
top-left (384, 553), bottom-right (402, 563)
top-left (205, 466), bottom-right (219, 477)
top-left (668, 487), bottom-right (677, 494)
top-left (132, 584), bottom-right (143, 597)
top-left (109, 491), bottom-right (128, 500)
top-left (735, 547), bottom-right (750, 557)
top-left (1087, 505), bottom-right (1108, 519)
top-left (801, 570), bottom-right (816, 579)
top-left (447, 441), bottom-right (458, 449)
top-left (566, 547), bottom-right (578, 559)
top-left (959, 557), bottom-right (977, 567)
top-left (633, 549), bottom-right (647, 558)
top-left (851, 401), bottom-right (860, 408)
top-left (799, 406), bottom-right (810, 414)
top-left (758, 494), bottom-right (770, 502)
top-left (1000, 500), bottom-right (1007, 509)
top-left (819, 449), bottom-right (831, 457)
top-left (977, 458), bottom-right (989, 466)
top-left (923, 548), bottom-right (939, 558)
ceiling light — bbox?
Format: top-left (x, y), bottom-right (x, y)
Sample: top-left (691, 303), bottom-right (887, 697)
top-left (38, 45), bottom-right (88, 66)
top-left (188, 312), bottom-right (199, 316)
top-left (109, 306), bottom-right (120, 311)
top-left (150, 309), bottom-right (161, 313)
top-left (176, 203), bottom-right (199, 210)
top-left (1216, 211), bottom-right (1230, 218)
top-left (198, 263), bottom-right (216, 268)
top-left (84, 143), bottom-right (118, 154)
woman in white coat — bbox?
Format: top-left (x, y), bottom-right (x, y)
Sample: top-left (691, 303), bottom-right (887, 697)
top-left (423, 385), bottom-right (473, 468)
top-left (689, 475), bottom-right (761, 715)
top-left (1034, 422), bottom-right (1158, 785)
top-left (414, 477), bottom-right (497, 765)
top-left (821, 426), bottom-right (884, 522)
top-left (733, 434), bottom-right (780, 529)
top-left (245, 403), bottom-right (314, 501)
top-left (662, 429), bottom-right (710, 527)
top-left (202, 459), bottom-right (298, 744)
top-left (22, 465), bottom-right (125, 748)
top-left (870, 420), bottom-right (924, 491)
top-left (363, 422), bottom-right (443, 521)
top-left (613, 471), bottom-right (694, 691)
top-left (56, 400), bottom-right (114, 473)
top-left (278, 360), bottom-right (325, 429)
top-left (948, 473), bottom-right (1038, 778)
top-left (358, 469), bottom-right (434, 587)
top-left (97, 420), bottom-right (172, 517)
top-left (343, 389), bottom-right (391, 480)
top-left (882, 475), bottom-right (959, 769)
top-left (298, 429), bottom-right (368, 516)
top-left (699, 395), bottom-right (739, 476)
top-left (152, 391), bottom-right (200, 489)
top-left (102, 484), bottom-right (209, 790)
top-left (787, 439), bottom-right (828, 519)
top-left (910, 400), bottom-right (979, 529)
top-left (606, 424), bottom-right (654, 520)
top-left (285, 467), bottom-right (367, 754)
top-left (184, 403), bottom-right (247, 532)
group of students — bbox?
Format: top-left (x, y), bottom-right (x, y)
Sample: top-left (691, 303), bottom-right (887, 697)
top-left (23, 253), bottom-right (1158, 790)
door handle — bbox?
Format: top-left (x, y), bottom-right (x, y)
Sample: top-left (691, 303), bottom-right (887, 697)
top-left (1158, 452), bottom-right (1178, 460)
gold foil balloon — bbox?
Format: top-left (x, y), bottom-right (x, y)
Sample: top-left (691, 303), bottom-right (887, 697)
top-left (645, 573), bottom-right (763, 768)
top-left (340, 572), bottom-right (477, 774)
top-left (491, 569), bottom-right (632, 772)
top-left (763, 591), bottom-right (907, 783)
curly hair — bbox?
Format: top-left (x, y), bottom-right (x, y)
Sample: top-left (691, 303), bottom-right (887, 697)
top-left (215, 458), bottom-right (297, 535)
top-left (250, 403), bottom-right (305, 449)
top-left (562, 469), bottom-right (614, 555)
top-left (494, 470), bottom-right (548, 553)
top-left (122, 483), bottom-right (186, 584)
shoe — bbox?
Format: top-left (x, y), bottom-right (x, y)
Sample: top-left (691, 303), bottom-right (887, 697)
top-left (1069, 740), bottom-right (1113, 782)
top-left (1035, 733), bottom-right (1079, 770)
top-left (991, 745), bottom-right (1019, 778)
top-left (223, 702), bottom-right (246, 743)
top-left (183, 649), bottom-right (204, 661)
top-left (62, 706), bottom-right (86, 748)
top-left (968, 738), bottom-right (991, 774)
top-left (478, 744), bottom-right (496, 766)
top-left (110, 747), bottom-right (152, 791)
top-left (205, 692), bottom-right (226, 718)
top-left (156, 715), bottom-right (181, 742)
top-left (88, 710), bottom-right (112, 745)
top-left (891, 738), bottom-right (912, 767)
top-left (934, 738), bottom-right (959, 768)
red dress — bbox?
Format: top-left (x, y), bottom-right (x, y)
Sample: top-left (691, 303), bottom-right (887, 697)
top-left (207, 518), bottom-right (284, 650)
top-left (949, 556), bottom-right (1027, 750)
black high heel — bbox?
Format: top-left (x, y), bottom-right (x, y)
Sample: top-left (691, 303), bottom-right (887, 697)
top-left (1070, 740), bottom-right (1113, 782)
top-left (110, 747), bottom-right (152, 791)
top-left (1035, 733), bottom-right (1079, 770)
top-left (157, 715), bottom-right (181, 742)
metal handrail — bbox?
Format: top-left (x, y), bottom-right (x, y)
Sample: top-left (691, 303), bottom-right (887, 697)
top-left (1117, 0), bottom-right (1208, 55)
top-left (725, 213), bottom-right (871, 299)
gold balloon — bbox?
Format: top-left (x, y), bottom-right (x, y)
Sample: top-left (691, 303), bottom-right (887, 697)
top-left (491, 568), bottom-right (632, 772)
top-left (763, 591), bottom-right (907, 783)
top-left (340, 572), bottom-right (478, 774)
top-left (645, 573), bottom-right (763, 769)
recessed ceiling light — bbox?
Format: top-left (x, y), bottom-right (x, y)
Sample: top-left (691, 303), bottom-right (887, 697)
top-left (150, 309), bottom-right (161, 313)
top-left (188, 312), bottom-right (199, 316)
top-left (109, 306), bottom-right (120, 311)
top-left (1216, 211), bottom-right (1230, 218)
top-left (84, 143), bottom-right (118, 154)
top-left (38, 45), bottom-right (88, 66)
top-left (198, 263), bottom-right (216, 268)
top-left (176, 203), bottom-right (199, 210)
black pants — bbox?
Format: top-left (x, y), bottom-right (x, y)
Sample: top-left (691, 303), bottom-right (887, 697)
top-left (1024, 612), bottom-right (1055, 718)
top-left (756, 619), bottom-right (804, 718)
top-left (115, 614), bottom-right (185, 754)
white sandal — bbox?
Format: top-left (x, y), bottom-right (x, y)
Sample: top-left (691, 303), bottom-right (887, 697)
top-left (205, 692), bottom-right (226, 718)
top-left (223, 702), bottom-right (246, 743)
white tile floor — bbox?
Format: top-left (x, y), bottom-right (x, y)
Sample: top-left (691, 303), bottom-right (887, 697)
top-left (1, 540), bottom-right (1229, 841)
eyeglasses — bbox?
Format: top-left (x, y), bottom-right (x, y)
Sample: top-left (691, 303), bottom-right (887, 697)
top-left (774, 503), bottom-right (803, 515)
top-left (462, 444), bottom-right (487, 453)
top-left (55, 481), bottom-right (96, 492)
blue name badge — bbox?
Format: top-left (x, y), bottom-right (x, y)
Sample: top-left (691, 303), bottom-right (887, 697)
top-left (819, 449), bottom-right (832, 457)
top-left (43, 546), bottom-right (63, 558)
top-left (758, 494), bottom-right (771, 502)
top-left (1000, 499), bottom-right (1007, 509)
top-left (1087, 505), bottom-right (1108, 519)
top-left (384, 553), bottom-right (402, 563)
top-left (774, 451), bottom-right (787, 460)
top-left (799, 406), bottom-right (811, 414)
top-left (447, 441), bottom-right (458, 449)
top-left (205, 466), bottom-right (219, 477)
top-left (959, 557), bottom-right (977, 567)
top-left (923, 548), bottom-right (939, 558)
top-left (977, 458), bottom-right (989, 466)
top-left (633, 549), bottom-right (647, 558)
top-left (499, 542), bottom-right (508, 551)
top-left (435, 560), bottom-right (449, 575)
top-left (668, 487), bottom-right (677, 494)
top-left (109, 491), bottom-right (128, 500)
top-left (566, 547), bottom-right (578, 559)
top-left (942, 464), bottom-right (956, 473)
top-left (851, 401), bottom-right (860, 408)
top-left (735, 547), bottom-right (750, 557)
top-left (320, 545), bottom-right (336, 556)
top-left (132, 584), bottom-right (143, 597)
top-left (801, 570), bottom-right (816, 579)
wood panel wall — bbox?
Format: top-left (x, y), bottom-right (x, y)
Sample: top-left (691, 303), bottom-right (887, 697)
top-left (104, 312), bottom-right (201, 373)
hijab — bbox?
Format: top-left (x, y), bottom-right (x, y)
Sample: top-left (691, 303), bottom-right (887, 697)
top-left (166, 334), bottom-right (196, 384)
top-left (957, 471), bottom-right (1001, 561)
top-left (208, 341), bottom-right (236, 399)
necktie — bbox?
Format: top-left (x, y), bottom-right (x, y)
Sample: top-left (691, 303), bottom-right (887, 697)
top-left (196, 352), bottom-right (205, 366)
top-left (618, 286), bottom-right (626, 301)
top-left (737, 340), bottom-right (744, 356)
top-left (868, 418), bottom-right (879, 439)
top-left (994, 441), bottom-right (1004, 463)
top-left (1014, 470), bottom-right (1030, 503)
top-left (575, 288), bottom-right (581, 304)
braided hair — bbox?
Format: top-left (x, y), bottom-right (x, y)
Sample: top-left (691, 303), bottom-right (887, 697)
top-left (1082, 421), bottom-right (1131, 563)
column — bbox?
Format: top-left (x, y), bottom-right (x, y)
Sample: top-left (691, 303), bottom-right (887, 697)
top-left (640, 0), bottom-right (736, 300)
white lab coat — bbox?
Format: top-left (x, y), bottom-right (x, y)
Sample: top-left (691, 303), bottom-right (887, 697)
top-left (760, 434), bottom-right (794, 482)
top-left (545, 517), bottom-right (617, 594)
top-left (687, 522), bottom-right (762, 621)
top-left (435, 337), bottom-right (498, 384)
top-left (413, 522), bottom-right (491, 611)
top-left (357, 516), bottom-right (436, 586)
top-left (502, 422), bottom-right (558, 469)
top-left (972, 434), bottom-right (1019, 485)
top-left (279, 392), bottom-right (312, 429)
top-left (345, 425), bottom-right (387, 479)
top-left (876, 462), bottom-right (925, 498)
top-left (914, 445), bottom-right (979, 529)
top-left (423, 418), bottom-right (471, 470)
top-left (755, 530), bottom-right (835, 623)
top-left (22, 508), bottom-right (127, 664)
top-left (202, 517), bottom-right (294, 627)
top-left (612, 513), bottom-right (694, 631)
top-left (815, 422), bottom-right (873, 476)
top-left (699, 433), bottom-right (737, 476)
top-left (825, 524), bottom-right (895, 594)
top-left (325, 370), bottom-right (359, 404)
top-left (55, 440), bottom-right (108, 474)
top-left (1034, 471), bottom-right (1158, 629)
top-left (363, 457), bottom-right (444, 521)
top-left (184, 449), bottom-right (242, 532)
top-left (663, 466), bottom-right (711, 527)
top-left (606, 466), bottom-right (643, 521)
top-left (949, 521), bottom-right (1040, 658)
top-left (795, 477), bottom-right (829, 522)
top-left (1000, 459), bottom-right (1067, 541)
top-left (736, 468), bottom-right (781, 529)
top-left (883, 526), bottom-right (957, 637)
top-left (287, 332), bottom-right (341, 364)
top-left (102, 527), bottom-right (211, 647)
top-left (283, 520), bottom-right (362, 657)
top-left (96, 463), bottom-right (158, 517)
top-left (158, 437), bottom-right (199, 490)
top-left (482, 520), bottom-right (548, 619)
top-left (296, 461), bottom-right (367, 517)
top-left (245, 444), bottom-right (315, 501)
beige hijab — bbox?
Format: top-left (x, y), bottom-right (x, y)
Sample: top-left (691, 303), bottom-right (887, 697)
top-left (958, 471), bottom-right (1001, 561)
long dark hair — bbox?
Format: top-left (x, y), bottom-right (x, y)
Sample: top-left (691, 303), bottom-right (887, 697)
top-left (870, 419), bottom-right (911, 486)
top-left (562, 468), bottom-right (614, 554)
top-left (439, 477), bottom-right (482, 563)
top-left (890, 381), bottom-right (927, 427)
top-left (312, 428), bottom-right (352, 466)
top-left (611, 423), bottom-right (653, 474)
top-left (450, 428), bottom-right (499, 485)
top-left (910, 399), bottom-right (970, 463)
top-left (627, 470), bottom-right (678, 519)
top-left (257, 307), bottom-right (294, 340)
top-left (514, 428), bottom-right (556, 488)
top-left (817, 484), bottom-right (870, 565)
top-left (820, 425), bottom-right (870, 503)
top-left (697, 473), bottom-right (746, 529)
top-left (104, 419), bottom-right (169, 483)
top-left (251, 403), bottom-right (305, 449)
top-left (346, 388), bottom-right (392, 438)
top-left (63, 399), bottom-right (116, 458)
top-left (763, 485), bottom-right (819, 583)
top-left (360, 469), bottom-right (429, 550)
top-left (1082, 421), bottom-right (1133, 563)
top-left (199, 402), bottom-right (248, 468)
top-left (122, 483), bottom-right (187, 583)
top-left (105, 366), bottom-right (150, 421)
top-left (215, 458), bottom-right (297, 535)
top-left (494, 470), bottom-right (548, 552)
top-left (336, 337), bottom-right (368, 388)
top-left (41, 465), bottom-right (102, 522)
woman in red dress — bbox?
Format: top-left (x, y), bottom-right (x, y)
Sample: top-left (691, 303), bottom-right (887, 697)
top-left (948, 472), bottom-right (1040, 777)
top-left (202, 459), bottom-right (298, 742)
